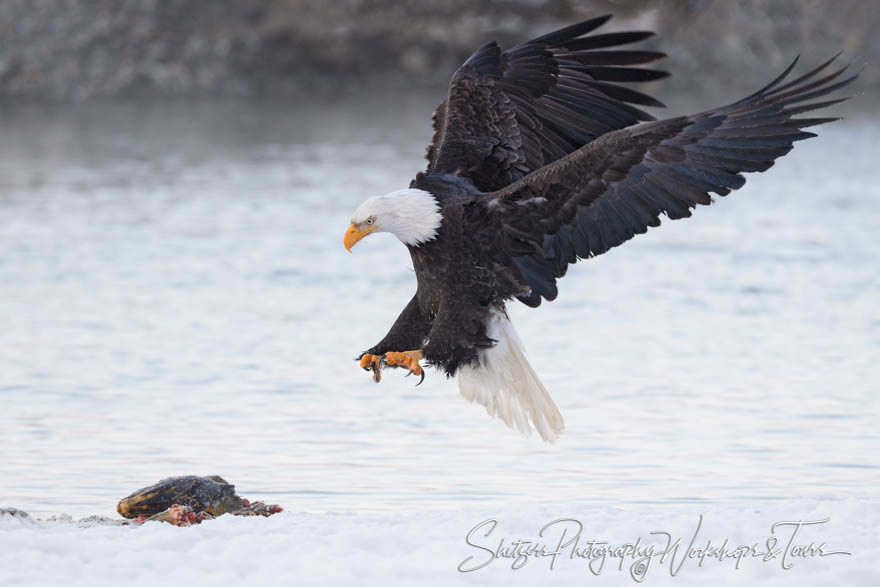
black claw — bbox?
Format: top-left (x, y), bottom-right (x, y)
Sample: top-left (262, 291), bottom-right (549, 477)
top-left (415, 370), bottom-right (425, 386)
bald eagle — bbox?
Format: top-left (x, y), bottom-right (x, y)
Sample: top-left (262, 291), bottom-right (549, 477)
top-left (343, 15), bottom-right (856, 442)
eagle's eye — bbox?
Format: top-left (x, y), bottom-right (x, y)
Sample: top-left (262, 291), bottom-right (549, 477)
top-left (366, 217), bottom-right (375, 225)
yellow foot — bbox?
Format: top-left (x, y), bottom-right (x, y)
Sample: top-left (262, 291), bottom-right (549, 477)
top-left (359, 353), bottom-right (383, 383)
top-left (383, 350), bottom-right (425, 384)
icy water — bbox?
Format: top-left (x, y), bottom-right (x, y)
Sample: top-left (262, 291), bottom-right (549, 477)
top-left (0, 100), bottom-right (877, 519)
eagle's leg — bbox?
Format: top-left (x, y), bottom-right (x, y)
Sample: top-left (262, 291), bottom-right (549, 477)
top-left (358, 296), bottom-right (432, 384)
top-left (359, 354), bottom-right (383, 383)
top-left (383, 350), bottom-right (425, 384)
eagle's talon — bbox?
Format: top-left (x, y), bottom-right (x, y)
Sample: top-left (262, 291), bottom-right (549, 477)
top-left (383, 350), bottom-right (425, 383)
top-left (359, 350), bottom-right (425, 384)
top-left (359, 353), bottom-right (384, 383)
top-left (371, 364), bottom-right (381, 383)
top-left (359, 353), bottom-right (381, 369)
top-left (403, 368), bottom-right (426, 385)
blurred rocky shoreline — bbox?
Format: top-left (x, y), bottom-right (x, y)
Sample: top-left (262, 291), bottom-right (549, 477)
top-left (0, 0), bottom-right (875, 103)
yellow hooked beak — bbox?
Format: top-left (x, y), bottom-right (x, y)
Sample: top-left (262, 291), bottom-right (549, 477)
top-left (344, 223), bottom-right (378, 253)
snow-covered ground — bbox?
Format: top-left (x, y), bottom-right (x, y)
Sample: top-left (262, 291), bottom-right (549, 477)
top-left (2, 499), bottom-right (878, 586)
top-left (0, 102), bottom-right (877, 586)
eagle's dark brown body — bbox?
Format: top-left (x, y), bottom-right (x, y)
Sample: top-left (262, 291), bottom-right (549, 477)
top-left (356, 15), bottom-right (855, 433)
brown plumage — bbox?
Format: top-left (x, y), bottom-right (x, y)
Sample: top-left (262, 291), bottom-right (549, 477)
top-left (424, 15), bottom-right (668, 192)
top-left (348, 15), bottom-right (856, 441)
top-left (478, 53), bottom-right (856, 306)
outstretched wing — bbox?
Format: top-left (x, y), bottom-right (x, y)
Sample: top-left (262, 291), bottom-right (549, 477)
top-left (423, 15), bottom-right (667, 192)
top-left (480, 56), bottom-right (857, 307)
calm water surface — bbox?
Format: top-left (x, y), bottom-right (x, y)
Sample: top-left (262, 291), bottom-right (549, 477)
top-left (0, 101), bottom-right (877, 518)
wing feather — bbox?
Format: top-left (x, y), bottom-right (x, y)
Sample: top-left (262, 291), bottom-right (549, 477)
top-left (422, 16), bottom-right (667, 191)
top-left (480, 56), bottom-right (857, 305)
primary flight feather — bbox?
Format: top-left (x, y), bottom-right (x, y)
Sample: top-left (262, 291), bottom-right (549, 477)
top-left (343, 15), bottom-right (856, 442)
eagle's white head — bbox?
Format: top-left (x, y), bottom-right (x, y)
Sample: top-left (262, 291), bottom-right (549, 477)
top-left (344, 188), bottom-right (442, 251)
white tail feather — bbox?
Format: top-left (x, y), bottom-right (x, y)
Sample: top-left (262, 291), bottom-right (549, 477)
top-left (458, 309), bottom-right (565, 442)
